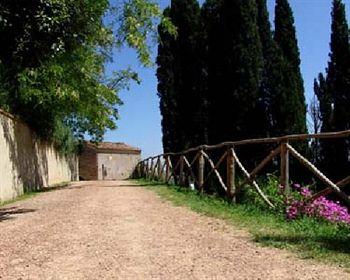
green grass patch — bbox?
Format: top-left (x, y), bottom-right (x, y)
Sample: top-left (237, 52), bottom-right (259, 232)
top-left (0, 192), bottom-right (40, 207)
top-left (136, 179), bottom-right (350, 270)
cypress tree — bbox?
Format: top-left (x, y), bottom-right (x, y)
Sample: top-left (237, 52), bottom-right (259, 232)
top-left (314, 74), bottom-right (332, 133)
top-left (314, 73), bottom-right (334, 172)
top-left (201, 0), bottom-right (224, 144)
top-left (157, 1), bottom-right (205, 153)
top-left (157, 8), bottom-right (177, 153)
top-left (317, 0), bottom-right (350, 179)
top-left (328, 0), bottom-right (350, 179)
top-left (170, 0), bottom-right (205, 151)
top-left (203, 0), bottom-right (263, 145)
top-left (255, 0), bottom-right (288, 137)
top-left (274, 0), bottom-right (307, 135)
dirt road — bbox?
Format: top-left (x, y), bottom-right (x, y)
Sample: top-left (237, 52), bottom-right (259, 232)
top-left (0, 181), bottom-right (348, 279)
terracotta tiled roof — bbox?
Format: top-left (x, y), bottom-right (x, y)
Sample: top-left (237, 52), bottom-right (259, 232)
top-left (85, 141), bottom-right (141, 154)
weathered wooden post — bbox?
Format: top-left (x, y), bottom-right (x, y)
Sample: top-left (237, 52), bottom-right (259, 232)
top-left (151, 157), bottom-right (157, 179)
top-left (136, 163), bottom-right (140, 178)
top-left (198, 150), bottom-right (205, 193)
top-left (179, 155), bottom-right (185, 186)
top-left (280, 141), bottom-right (290, 191)
top-left (142, 162), bottom-right (145, 178)
top-left (165, 156), bottom-right (170, 183)
top-left (148, 159), bottom-right (151, 179)
top-left (157, 156), bottom-right (162, 181)
top-left (226, 148), bottom-right (236, 202)
top-left (143, 161), bottom-right (147, 178)
top-left (145, 159), bottom-right (149, 179)
top-left (150, 158), bottom-right (155, 181)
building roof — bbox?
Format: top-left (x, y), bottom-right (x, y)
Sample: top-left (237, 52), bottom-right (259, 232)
top-left (85, 141), bottom-right (141, 154)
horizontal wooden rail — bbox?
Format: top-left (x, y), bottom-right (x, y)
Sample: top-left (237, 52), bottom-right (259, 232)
top-left (140, 129), bottom-right (350, 161)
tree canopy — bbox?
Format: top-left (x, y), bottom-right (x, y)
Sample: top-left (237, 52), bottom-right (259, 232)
top-left (158, 0), bottom-right (307, 154)
top-left (0, 0), bottom-right (175, 153)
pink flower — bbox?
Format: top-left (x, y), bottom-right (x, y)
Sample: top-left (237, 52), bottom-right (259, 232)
top-left (300, 187), bottom-right (311, 197)
top-left (279, 183), bottom-right (350, 225)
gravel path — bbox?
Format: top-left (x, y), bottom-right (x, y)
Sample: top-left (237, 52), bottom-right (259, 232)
top-left (0, 180), bottom-right (348, 280)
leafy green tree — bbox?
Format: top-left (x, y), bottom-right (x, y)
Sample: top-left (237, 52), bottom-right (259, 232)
top-left (117, 0), bottom-right (177, 67)
top-left (0, 0), bottom-right (175, 152)
top-left (274, 0), bottom-right (307, 135)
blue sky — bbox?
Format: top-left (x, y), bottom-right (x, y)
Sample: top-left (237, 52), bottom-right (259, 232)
top-left (104, 0), bottom-right (350, 159)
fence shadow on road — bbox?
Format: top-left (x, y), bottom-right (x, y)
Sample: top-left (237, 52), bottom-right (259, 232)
top-left (0, 207), bottom-right (36, 222)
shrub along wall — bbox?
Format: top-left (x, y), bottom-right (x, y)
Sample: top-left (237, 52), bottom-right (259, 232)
top-left (0, 109), bottom-right (78, 202)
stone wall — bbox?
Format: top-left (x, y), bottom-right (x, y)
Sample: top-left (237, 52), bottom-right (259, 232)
top-left (0, 110), bottom-right (78, 202)
top-left (97, 152), bottom-right (141, 180)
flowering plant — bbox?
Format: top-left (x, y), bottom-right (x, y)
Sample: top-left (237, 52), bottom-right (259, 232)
top-left (279, 184), bottom-right (350, 225)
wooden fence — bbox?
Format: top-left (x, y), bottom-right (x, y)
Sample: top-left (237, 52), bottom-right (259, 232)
top-left (134, 130), bottom-right (350, 208)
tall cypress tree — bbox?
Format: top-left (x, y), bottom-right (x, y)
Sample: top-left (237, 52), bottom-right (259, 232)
top-left (274, 0), bottom-right (307, 135)
top-left (157, 1), bottom-right (205, 153)
top-left (314, 74), bottom-right (331, 133)
top-left (316, 0), bottom-right (350, 179)
top-left (170, 0), bottom-right (204, 151)
top-left (203, 0), bottom-right (263, 145)
top-left (314, 73), bottom-right (334, 172)
top-left (327, 0), bottom-right (350, 179)
top-left (256, 0), bottom-right (289, 137)
top-left (157, 8), bottom-right (177, 153)
top-left (201, 0), bottom-right (224, 144)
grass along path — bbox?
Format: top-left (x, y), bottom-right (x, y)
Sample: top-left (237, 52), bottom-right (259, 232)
top-left (138, 179), bottom-right (350, 271)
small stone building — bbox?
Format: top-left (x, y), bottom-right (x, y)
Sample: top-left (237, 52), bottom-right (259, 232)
top-left (79, 142), bottom-right (141, 180)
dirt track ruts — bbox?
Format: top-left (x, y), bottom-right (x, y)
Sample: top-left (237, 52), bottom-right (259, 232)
top-left (0, 180), bottom-right (348, 279)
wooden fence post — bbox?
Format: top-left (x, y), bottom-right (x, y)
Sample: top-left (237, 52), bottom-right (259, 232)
top-left (151, 158), bottom-right (157, 179)
top-left (143, 160), bottom-right (145, 178)
top-left (150, 158), bottom-right (155, 180)
top-left (157, 156), bottom-right (162, 181)
top-left (146, 159), bottom-right (150, 179)
top-left (179, 155), bottom-right (185, 186)
top-left (136, 163), bottom-right (140, 178)
top-left (280, 141), bottom-right (290, 191)
top-left (227, 148), bottom-right (236, 202)
top-left (144, 161), bottom-right (147, 178)
top-left (144, 160), bottom-right (148, 179)
top-left (198, 151), bottom-right (205, 193)
top-left (165, 156), bottom-right (170, 183)
top-left (148, 159), bottom-right (151, 179)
